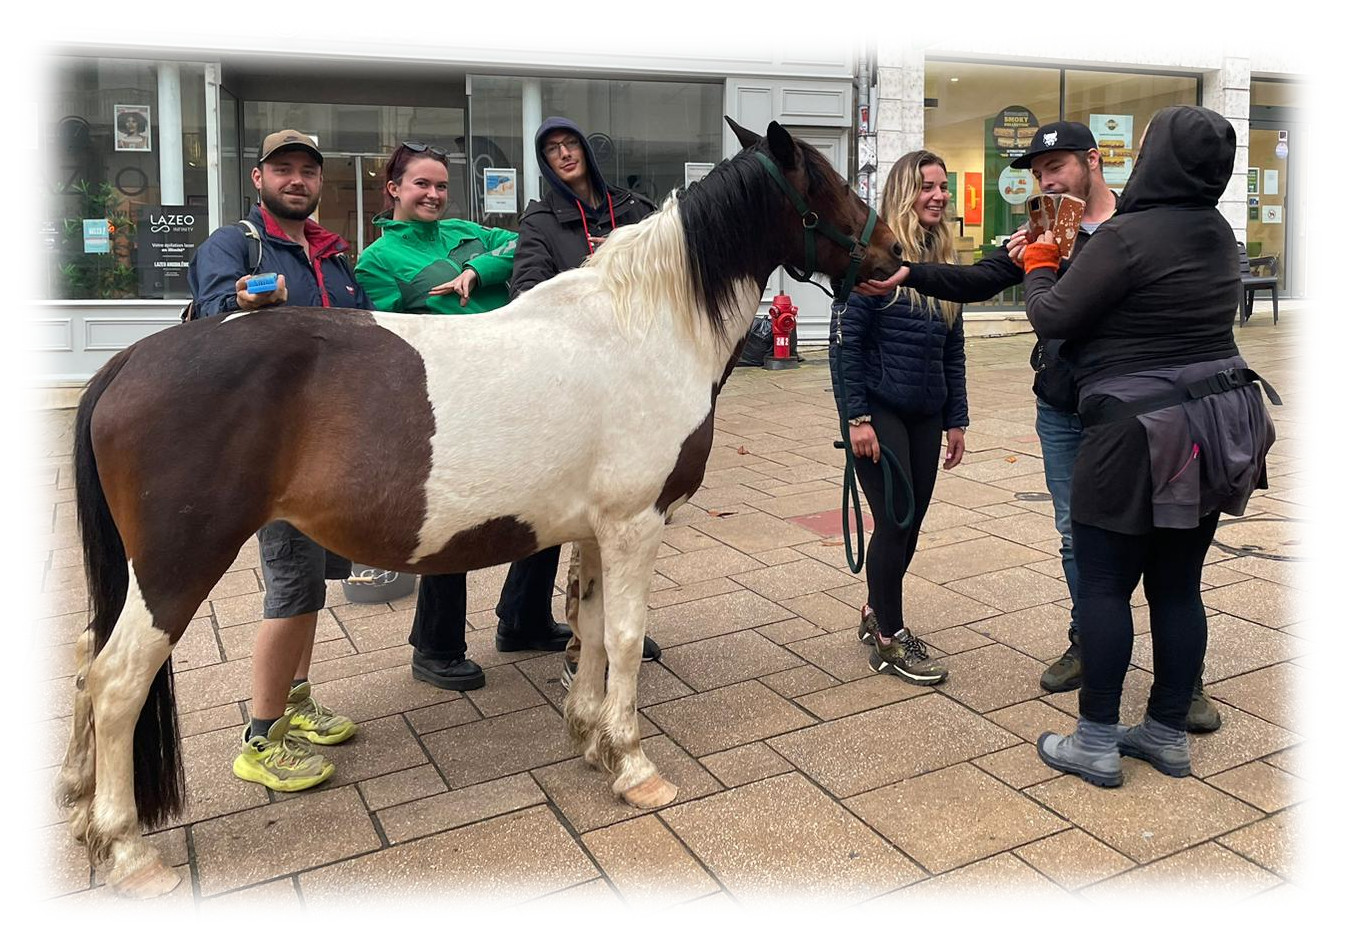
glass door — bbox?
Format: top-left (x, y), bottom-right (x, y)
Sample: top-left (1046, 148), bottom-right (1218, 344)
top-left (1246, 123), bottom-right (1296, 296)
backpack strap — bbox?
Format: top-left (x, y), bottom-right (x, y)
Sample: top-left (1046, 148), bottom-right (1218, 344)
top-left (235, 219), bottom-right (264, 275)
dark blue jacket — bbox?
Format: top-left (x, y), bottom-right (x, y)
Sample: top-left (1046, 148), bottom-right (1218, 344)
top-left (830, 291), bottom-right (969, 429)
top-left (187, 205), bottom-right (372, 317)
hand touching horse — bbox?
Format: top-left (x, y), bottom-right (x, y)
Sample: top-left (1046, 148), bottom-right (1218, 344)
top-left (56, 118), bottom-right (903, 897)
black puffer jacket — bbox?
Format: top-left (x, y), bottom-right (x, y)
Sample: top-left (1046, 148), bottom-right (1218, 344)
top-left (830, 290), bottom-right (968, 429)
top-left (509, 116), bottom-right (656, 299)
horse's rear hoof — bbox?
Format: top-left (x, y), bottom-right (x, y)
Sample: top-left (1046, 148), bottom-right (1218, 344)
top-left (112, 860), bottom-right (181, 899)
top-left (621, 774), bottom-right (679, 809)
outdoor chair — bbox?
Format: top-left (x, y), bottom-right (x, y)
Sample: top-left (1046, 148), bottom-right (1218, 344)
top-left (1238, 241), bottom-right (1280, 326)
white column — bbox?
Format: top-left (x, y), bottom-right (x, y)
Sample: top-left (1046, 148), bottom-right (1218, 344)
top-left (204, 63), bottom-right (221, 231)
top-left (156, 63), bottom-right (185, 206)
top-left (521, 78), bottom-right (542, 207)
top-left (1207, 54), bottom-right (1252, 241)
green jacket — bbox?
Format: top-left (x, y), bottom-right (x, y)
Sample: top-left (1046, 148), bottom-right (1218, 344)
top-left (355, 215), bottom-right (517, 315)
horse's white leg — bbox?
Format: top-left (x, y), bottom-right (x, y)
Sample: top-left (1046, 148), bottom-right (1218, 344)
top-left (595, 513), bottom-right (677, 808)
top-left (562, 541), bottom-right (607, 768)
top-left (55, 628), bottom-right (97, 844)
top-left (85, 571), bottom-right (180, 898)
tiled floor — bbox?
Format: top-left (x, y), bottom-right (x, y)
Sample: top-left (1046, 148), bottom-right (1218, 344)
top-left (32, 315), bottom-right (1303, 909)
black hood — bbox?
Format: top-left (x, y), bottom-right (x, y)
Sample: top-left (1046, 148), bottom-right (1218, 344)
top-left (1117, 105), bottom-right (1236, 214)
top-left (534, 116), bottom-right (610, 209)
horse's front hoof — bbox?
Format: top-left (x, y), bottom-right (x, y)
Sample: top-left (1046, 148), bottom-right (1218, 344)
top-left (111, 860), bottom-right (181, 899)
top-left (621, 774), bottom-right (679, 809)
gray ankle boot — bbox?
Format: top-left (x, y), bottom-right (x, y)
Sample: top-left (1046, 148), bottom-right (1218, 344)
top-left (1116, 716), bottom-right (1192, 778)
top-left (1036, 717), bottom-right (1122, 788)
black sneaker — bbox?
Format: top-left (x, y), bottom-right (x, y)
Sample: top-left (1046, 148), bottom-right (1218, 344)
top-left (869, 629), bottom-right (948, 685)
top-left (857, 606), bottom-right (877, 645)
top-left (411, 650), bottom-right (486, 691)
top-left (641, 635), bottom-right (662, 662)
top-left (1040, 643), bottom-right (1083, 693)
top-left (495, 620), bottom-right (573, 653)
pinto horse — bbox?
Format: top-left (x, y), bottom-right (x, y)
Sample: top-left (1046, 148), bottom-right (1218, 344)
top-left (55, 119), bottom-right (902, 897)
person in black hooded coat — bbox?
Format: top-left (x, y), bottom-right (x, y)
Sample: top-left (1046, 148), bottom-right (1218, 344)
top-left (1022, 105), bottom-right (1277, 787)
top-left (502, 117), bottom-right (662, 688)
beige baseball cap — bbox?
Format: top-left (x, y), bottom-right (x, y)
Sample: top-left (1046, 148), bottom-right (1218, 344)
top-left (257, 129), bottom-right (323, 165)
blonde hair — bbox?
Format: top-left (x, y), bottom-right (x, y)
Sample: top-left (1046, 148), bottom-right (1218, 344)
top-left (880, 150), bottom-right (961, 328)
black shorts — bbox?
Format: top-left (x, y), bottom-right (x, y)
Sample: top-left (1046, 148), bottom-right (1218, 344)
top-left (257, 521), bottom-right (351, 619)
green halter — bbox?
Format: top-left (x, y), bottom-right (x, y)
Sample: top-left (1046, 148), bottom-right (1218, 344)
top-left (754, 151), bottom-right (878, 306)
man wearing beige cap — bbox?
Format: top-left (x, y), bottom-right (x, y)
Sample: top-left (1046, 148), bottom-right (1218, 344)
top-left (189, 130), bottom-right (374, 792)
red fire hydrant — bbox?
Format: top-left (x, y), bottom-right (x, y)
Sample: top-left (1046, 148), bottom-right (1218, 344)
top-left (765, 293), bottom-right (799, 370)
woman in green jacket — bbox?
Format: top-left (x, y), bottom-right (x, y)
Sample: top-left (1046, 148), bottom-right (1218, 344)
top-left (354, 142), bottom-right (571, 692)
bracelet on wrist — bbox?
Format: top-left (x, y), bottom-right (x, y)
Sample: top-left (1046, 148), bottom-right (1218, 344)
top-left (847, 415), bottom-right (872, 427)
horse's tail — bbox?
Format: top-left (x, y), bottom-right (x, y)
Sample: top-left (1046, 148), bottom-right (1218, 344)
top-left (74, 348), bottom-right (185, 826)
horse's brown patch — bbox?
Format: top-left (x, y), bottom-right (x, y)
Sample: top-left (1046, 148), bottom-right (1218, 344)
top-left (653, 338), bottom-right (749, 516)
top-left (416, 515), bottom-right (539, 574)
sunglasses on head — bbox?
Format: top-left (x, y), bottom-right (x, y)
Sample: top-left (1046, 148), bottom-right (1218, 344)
top-left (401, 140), bottom-right (449, 161)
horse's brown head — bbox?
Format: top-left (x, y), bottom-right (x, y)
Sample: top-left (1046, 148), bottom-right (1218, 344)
top-left (726, 117), bottom-right (903, 288)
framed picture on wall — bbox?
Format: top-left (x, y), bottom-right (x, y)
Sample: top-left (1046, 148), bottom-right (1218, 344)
top-left (114, 104), bottom-right (151, 152)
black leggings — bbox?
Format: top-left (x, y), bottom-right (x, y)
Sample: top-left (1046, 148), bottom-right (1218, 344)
top-left (851, 404), bottom-right (943, 635)
top-left (1073, 513), bottom-right (1220, 729)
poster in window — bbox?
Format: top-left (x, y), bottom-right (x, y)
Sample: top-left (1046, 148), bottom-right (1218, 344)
top-left (483, 168), bottom-right (517, 214)
top-left (137, 206), bottom-right (209, 296)
top-left (991, 106), bottom-right (1039, 159)
top-left (964, 172), bottom-right (983, 226)
top-left (114, 104), bottom-right (152, 152)
top-left (1090, 114), bottom-right (1134, 185)
top-left (1247, 167), bottom-right (1260, 196)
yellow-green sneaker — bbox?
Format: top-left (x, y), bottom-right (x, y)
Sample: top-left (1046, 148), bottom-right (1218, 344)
top-left (286, 681), bottom-right (357, 745)
top-left (232, 715), bottom-right (334, 792)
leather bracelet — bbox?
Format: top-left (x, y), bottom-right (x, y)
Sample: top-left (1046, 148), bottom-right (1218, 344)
top-left (847, 415), bottom-right (872, 427)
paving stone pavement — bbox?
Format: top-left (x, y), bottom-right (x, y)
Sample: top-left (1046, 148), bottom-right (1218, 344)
top-left (31, 315), bottom-right (1304, 910)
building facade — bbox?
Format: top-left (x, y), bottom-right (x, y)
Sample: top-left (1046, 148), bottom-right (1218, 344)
top-left (34, 37), bottom-right (1306, 385)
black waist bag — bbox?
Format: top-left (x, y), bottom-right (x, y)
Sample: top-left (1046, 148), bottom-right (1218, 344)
top-left (1031, 338), bottom-right (1079, 413)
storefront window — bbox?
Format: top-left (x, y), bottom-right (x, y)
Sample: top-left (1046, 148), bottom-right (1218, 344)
top-left (468, 75), bottom-right (723, 228)
top-left (925, 61), bottom-right (1198, 308)
top-left (44, 57), bottom-right (210, 301)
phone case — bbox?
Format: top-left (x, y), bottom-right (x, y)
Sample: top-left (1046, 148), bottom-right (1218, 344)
top-left (1025, 194), bottom-right (1085, 259)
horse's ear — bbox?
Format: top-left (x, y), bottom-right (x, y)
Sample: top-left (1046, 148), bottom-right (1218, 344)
top-left (724, 116), bottom-right (761, 150)
top-left (766, 121), bottom-right (799, 170)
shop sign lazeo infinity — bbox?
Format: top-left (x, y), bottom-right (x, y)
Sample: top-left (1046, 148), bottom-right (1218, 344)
top-left (137, 206), bottom-right (208, 297)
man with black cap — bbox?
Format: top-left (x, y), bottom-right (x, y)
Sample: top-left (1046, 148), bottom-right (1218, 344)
top-left (507, 116), bottom-right (663, 689)
top-left (862, 119), bottom-right (1222, 733)
top-left (188, 129), bottom-right (374, 792)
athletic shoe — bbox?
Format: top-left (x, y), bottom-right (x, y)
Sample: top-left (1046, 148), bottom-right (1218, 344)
top-left (233, 715), bottom-right (334, 792)
top-left (857, 605), bottom-right (876, 645)
top-left (869, 628), bottom-right (948, 685)
top-left (1040, 643), bottom-right (1083, 693)
top-left (286, 681), bottom-right (357, 745)
top-left (1187, 677), bottom-right (1223, 733)
top-left (1036, 717), bottom-right (1123, 788)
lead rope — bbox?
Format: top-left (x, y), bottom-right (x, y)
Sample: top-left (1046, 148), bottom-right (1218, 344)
top-left (831, 298), bottom-right (916, 574)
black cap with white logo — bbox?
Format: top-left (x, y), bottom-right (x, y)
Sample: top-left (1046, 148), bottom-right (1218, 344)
top-left (1009, 121), bottom-right (1098, 169)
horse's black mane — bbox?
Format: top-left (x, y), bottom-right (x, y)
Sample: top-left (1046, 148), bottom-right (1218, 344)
top-left (677, 140), bottom-right (834, 340)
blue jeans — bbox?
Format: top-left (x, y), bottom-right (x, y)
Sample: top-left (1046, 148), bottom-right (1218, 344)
top-left (1035, 398), bottom-right (1083, 647)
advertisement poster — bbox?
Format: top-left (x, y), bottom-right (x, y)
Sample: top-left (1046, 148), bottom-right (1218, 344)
top-left (991, 105), bottom-right (1039, 159)
top-left (137, 206), bottom-right (209, 296)
top-left (83, 219), bottom-right (110, 253)
top-left (1090, 114), bottom-right (1135, 185)
top-left (114, 104), bottom-right (152, 152)
top-left (685, 162), bottom-right (714, 187)
top-left (964, 171), bottom-right (983, 225)
top-left (1247, 167), bottom-right (1260, 196)
top-left (997, 166), bottom-right (1034, 205)
top-left (483, 168), bottom-right (517, 213)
